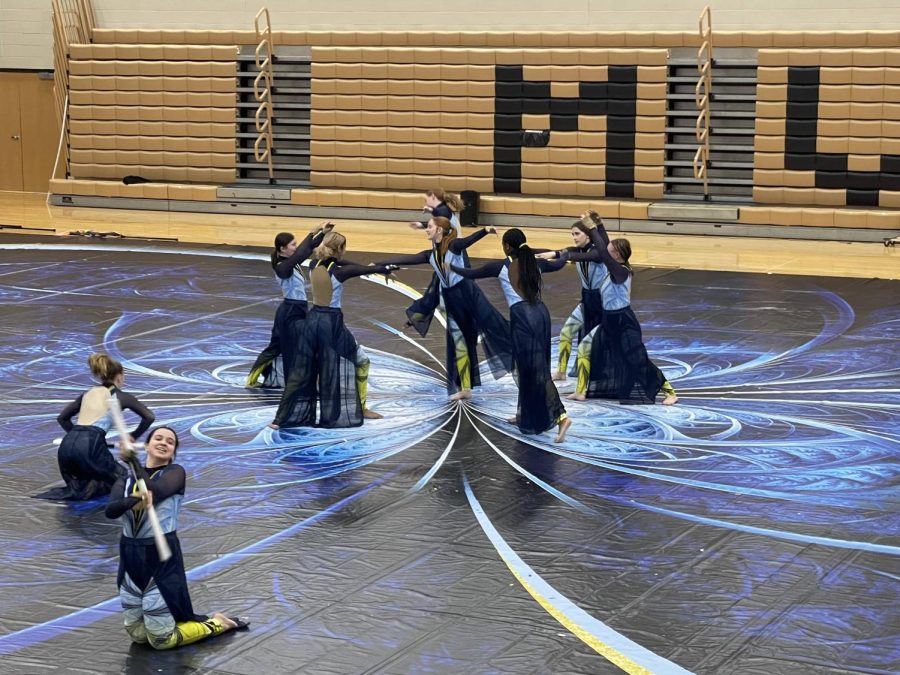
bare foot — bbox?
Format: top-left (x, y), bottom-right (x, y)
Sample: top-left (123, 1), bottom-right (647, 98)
top-left (507, 415), bottom-right (519, 425)
top-left (662, 394), bottom-right (678, 406)
top-left (267, 422), bottom-right (280, 429)
top-left (554, 417), bottom-right (572, 443)
top-left (211, 612), bottom-right (238, 630)
top-left (449, 389), bottom-right (472, 401)
top-left (363, 408), bottom-right (383, 419)
top-left (551, 371), bottom-right (567, 381)
top-left (566, 392), bottom-right (586, 401)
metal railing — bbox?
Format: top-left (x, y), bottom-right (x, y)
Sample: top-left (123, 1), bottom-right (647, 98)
top-left (50, 0), bottom-right (95, 178)
top-left (693, 5), bottom-right (713, 198)
top-left (253, 7), bottom-right (276, 183)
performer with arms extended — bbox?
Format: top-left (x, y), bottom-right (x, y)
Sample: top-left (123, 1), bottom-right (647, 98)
top-left (541, 222), bottom-right (677, 406)
top-left (377, 217), bottom-right (513, 401)
top-left (539, 211), bottom-right (609, 382)
top-left (246, 222), bottom-right (333, 387)
top-left (451, 229), bottom-right (572, 443)
top-left (271, 231), bottom-right (395, 428)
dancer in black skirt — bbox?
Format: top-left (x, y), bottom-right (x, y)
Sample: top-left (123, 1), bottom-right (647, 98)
top-left (271, 232), bottom-right (396, 428)
top-left (561, 231), bottom-right (678, 405)
top-left (451, 229), bottom-right (572, 443)
top-left (106, 426), bottom-right (248, 648)
top-left (376, 217), bottom-right (513, 400)
top-left (38, 353), bottom-right (155, 501)
top-left (246, 223), bottom-right (333, 388)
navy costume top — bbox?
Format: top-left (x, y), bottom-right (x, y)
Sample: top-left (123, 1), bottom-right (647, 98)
top-left (450, 255), bottom-right (567, 306)
top-left (309, 258), bottom-right (394, 309)
top-left (273, 228), bottom-right (327, 301)
top-left (376, 227), bottom-right (494, 289)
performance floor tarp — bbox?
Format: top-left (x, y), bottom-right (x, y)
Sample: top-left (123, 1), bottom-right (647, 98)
top-left (0, 237), bottom-right (897, 674)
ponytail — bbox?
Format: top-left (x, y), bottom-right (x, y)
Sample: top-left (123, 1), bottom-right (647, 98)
top-left (427, 188), bottom-right (462, 214)
top-left (272, 232), bottom-right (294, 269)
top-left (314, 232), bottom-right (346, 260)
top-left (611, 238), bottom-right (633, 271)
top-left (88, 353), bottom-right (123, 386)
top-left (502, 228), bottom-right (541, 303)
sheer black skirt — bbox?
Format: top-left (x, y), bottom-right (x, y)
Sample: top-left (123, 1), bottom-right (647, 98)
top-left (274, 306), bottom-right (363, 428)
top-left (586, 307), bottom-right (666, 404)
top-left (511, 301), bottom-right (566, 434)
top-left (407, 277), bottom-right (513, 393)
top-left (247, 298), bottom-right (308, 387)
top-left (580, 287), bottom-right (604, 340)
top-left (118, 533), bottom-right (204, 623)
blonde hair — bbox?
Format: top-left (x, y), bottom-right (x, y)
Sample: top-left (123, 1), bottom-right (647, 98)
top-left (88, 353), bottom-right (123, 385)
top-left (427, 188), bottom-right (462, 213)
top-left (314, 231), bottom-right (346, 260)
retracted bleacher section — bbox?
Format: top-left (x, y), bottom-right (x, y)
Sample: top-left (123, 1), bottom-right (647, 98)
top-left (66, 43), bottom-right (238, 186)
top-left (48, 30), bottom-right (900, 238)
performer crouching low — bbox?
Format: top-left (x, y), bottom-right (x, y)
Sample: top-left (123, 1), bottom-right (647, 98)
top-left (106, 426), bottom-right (249, 649)
top-left (38, 353), bottom-right (154, 501)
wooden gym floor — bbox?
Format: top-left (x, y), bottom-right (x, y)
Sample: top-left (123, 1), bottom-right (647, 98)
top-left (1, 190), bottom-right (897, 279)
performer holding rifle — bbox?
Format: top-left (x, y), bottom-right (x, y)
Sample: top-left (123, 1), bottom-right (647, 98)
top-left (105, 407), bottom-right (249, 649)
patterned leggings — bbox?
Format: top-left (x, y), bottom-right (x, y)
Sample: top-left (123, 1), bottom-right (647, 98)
top-left (354, 345), bottom-right (371, 409)
top-left (556, 303), bottom-right (585, 374)
top-left (120, 572), bottom-right (226, 650)
top-left (447, 313), bottom-right (471, 390)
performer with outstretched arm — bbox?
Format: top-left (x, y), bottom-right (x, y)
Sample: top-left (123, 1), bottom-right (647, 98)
top-left (106, 426), bottom-right (249, 649)
top-left (451, 228), bottom-right (572, 443)
top-left (408, 188), bottom-right (463, 234)
top-left (271, 232), bottom-right (395, 428)
top-left (246, 222), bottom-right (333, 388)
top-left (548, 225), bottom-right (678, 405)
top-left (376, 217), bottom-right (513, 400)
top-left (38, 353), bottom-right (154, 501)
top-left (537, 211), bottom-right (609, 381)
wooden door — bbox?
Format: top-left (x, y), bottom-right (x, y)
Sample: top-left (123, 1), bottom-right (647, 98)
top-left (19, 75), bottom-right (60, 192)
top-left (0, 76), bottom-right (24, 191)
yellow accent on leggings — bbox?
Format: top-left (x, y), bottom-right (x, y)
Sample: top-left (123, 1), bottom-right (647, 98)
top-left (575, 350), bottom-right (590, 395)
top-left (557, 340), bottom-right (573, 375)
top-left (556, 314), bottom-right (581, 373)
top-left (149, 618), bottom-right (226, 650)
top-left (661, 380), bottom-right (676, 397)
top-left (452, 331), bottom-right (471, 391)
top-left (457, 355), bottom-right (471, 391)
top-left (356, 360), bottom-right (369, 409)
top-left (245, 360), bottom-right (271, 387)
